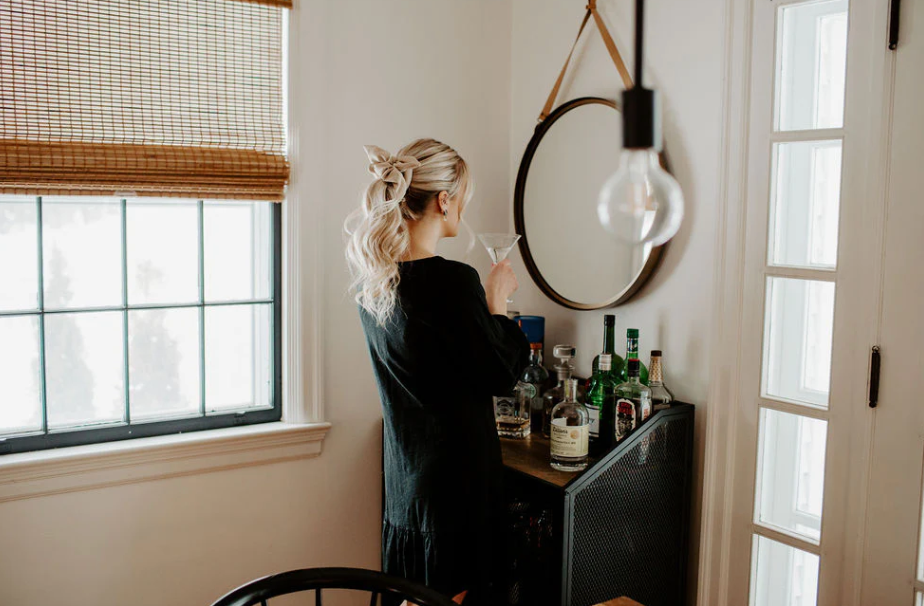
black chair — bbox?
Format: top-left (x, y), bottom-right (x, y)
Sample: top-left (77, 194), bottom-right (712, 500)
top-left (209, 567), bottom-right (457, 606)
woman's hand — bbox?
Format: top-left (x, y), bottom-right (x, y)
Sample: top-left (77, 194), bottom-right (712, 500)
top-left (484, 259), bottom-right (518, 316)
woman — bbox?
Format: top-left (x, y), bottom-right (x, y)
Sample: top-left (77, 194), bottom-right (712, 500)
top-left (345, 139), bottom-right (530, 605)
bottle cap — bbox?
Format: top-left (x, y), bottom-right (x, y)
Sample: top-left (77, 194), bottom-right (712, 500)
top-left (627, 359), bottom-right (640, 374)
top-left (651, 349), bottom-right (662, 357)
top-left (604, 314), bottom-right (615, 327)
top-left (599, 353), bottom-right (612, 371)
top-left (627, 328), bottom-right (639, 338)
top-left (530, 342), bottom-right (543, 351)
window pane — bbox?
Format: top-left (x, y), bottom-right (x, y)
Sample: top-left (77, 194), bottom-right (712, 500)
top-left (43, 198), bottom-right (122, 309)
top-left (204, 201), bottom-right (272, 302)
top-left (45, 311), bottom-right (124, 429)
top-left (776, 0), bottom-right (849, 131)
top-left (127, 200), bottom-right (199, 305)
top-left (205, 304), bottom-right (272, 411)
top-left (917, 592), bottom-right (923, 606)
top-left (0, 198), bottom-right (39, 312)
top-left (763, 277), bottom-right (835, 408)
top-left (0, 315), bottom-right (42, 434)
top-left (750, 535), bottom-right (819, 606)
top-left (129, 307), bottom-right (200, 421)
top-left (757, 408), bottom-right (827, 542)
top-left (769, 141), bottom-right (842, 269)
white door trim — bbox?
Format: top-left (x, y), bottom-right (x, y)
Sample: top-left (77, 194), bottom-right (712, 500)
top-left (697, 0), bottom-right (755, 603)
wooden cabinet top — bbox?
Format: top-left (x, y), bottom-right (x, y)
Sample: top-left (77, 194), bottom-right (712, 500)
top-left (500, 433), bottom-right (593, 488)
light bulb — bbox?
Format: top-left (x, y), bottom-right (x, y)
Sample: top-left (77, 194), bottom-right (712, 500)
top-left (597, 149), bottom-right (684, 246)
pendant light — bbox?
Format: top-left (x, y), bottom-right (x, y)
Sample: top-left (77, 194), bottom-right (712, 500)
top-left (597, 0), bottom-right (684, 246)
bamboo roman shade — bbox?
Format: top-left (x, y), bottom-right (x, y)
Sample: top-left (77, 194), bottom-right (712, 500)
top-left (0, 0), bottom-right (290, 201)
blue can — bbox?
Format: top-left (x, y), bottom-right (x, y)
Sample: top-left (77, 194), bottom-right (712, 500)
top-left (514, 315), bottom-right (545, 347)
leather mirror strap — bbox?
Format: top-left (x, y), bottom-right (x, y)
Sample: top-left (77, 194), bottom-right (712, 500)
top-left (538, 0), bottom-right (634, 123)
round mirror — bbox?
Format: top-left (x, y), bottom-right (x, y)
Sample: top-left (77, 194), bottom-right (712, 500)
top-left (514, 97), bottom-right (667, 310)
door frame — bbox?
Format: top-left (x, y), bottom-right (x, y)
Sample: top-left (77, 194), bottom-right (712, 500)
top-left (697, 0), bottom-right (897, 604)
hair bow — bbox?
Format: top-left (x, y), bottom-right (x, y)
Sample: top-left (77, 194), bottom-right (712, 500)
top-left (364, 145), bottom-right (421, 207)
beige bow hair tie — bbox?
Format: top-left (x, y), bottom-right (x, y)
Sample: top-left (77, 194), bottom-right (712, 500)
top-left (364, 145), bottom-right (421, 207)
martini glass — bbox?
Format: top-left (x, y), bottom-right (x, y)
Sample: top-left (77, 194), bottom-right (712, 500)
top-left (477, 233), bottom-right (521, 304)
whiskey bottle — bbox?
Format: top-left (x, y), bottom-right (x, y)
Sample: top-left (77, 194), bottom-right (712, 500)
top-left (586, 353), bottom-right (619, 446)
top-left (550, 379), bottom-right (589, 472)
top-left (617, 328), bottom-right (649, 385)
top-left (614, 359), bottom-right (652, 442)
top-left (649, 350), bottom-right (674, 411)
top-left (591, 314), bottom-right (625, 377)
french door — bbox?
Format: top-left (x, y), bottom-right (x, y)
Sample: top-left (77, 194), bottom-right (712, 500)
top-left (724, 0), bottom-right (916, 604)
top-left (858, 0), bottom-right (924, 602)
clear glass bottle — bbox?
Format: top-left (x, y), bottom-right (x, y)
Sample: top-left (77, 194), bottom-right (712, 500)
top-left (649, 349), bottom-right (674, 411)
top-left (614, 359), bottom-right (652, 442)
top-left (591, 314), bottom-right (625, 378)
top-left (617, 328), bottom-right (649, 385)
top-left (516, 343), bottom-right (548, 438)
top-left (550, 379), bottom-right (589, 472)
top-left (586, 353), bottom-right (619, 449)
top-left (541, 345), bottom-right (584, 437)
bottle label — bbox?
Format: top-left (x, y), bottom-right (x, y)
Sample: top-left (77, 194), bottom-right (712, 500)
top-left (586, 405), bottom-right (600, 437)
top-left (550, 419), bottom-right (589, 458)
top-left (616, 398), bottom-right (636, 442)
top-left (640, 394), bottom-right (652, 421)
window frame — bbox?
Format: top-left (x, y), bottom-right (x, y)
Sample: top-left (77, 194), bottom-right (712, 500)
top-left (0, 197), bottom-right (283, 455)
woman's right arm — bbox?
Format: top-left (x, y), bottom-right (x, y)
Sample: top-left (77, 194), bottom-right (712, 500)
top-left (448, 264), bottom-right (530, 396)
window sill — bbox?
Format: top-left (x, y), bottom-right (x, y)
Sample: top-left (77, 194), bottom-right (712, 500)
top-left (0, 421), bottom-right (331, 503)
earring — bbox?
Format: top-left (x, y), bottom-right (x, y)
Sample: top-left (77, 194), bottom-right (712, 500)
top-left (442, 209), bottom-right (448, 222)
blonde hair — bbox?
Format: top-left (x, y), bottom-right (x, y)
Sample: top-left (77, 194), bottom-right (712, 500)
top-left (345, 138), bottom-right (474, 325)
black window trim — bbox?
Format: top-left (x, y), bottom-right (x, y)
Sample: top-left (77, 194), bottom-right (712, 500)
top-left (0, 198), bottom-right (283, 455)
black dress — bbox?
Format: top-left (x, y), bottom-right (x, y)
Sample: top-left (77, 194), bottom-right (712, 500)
top-left (360, 256), bottom-right (530, 604)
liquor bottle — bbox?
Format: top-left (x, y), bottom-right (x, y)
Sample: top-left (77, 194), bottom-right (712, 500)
top-left (617, 328), bottom-right (649, 385)
top-left (541, 345), bottom-right (583, 438)
top-left (649, 349), bottom-right (674, 411)
top-left (586, 353), bottom-right (619, 448)
top-left (591, 314), bottom-right (625, 378)
top-left (517, 343), bottom-right (549, 437)
top-left (550, 379), bottom-right (589, 472)
top-left (614, 359), bottom-right (652, 442)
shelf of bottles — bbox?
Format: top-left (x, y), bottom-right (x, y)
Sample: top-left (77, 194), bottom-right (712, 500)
top-left (495, 315), bottom-right (694, 606)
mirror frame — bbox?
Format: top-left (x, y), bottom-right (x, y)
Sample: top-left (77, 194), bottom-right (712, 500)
top-left (514, 97), bottom-right (669, 311)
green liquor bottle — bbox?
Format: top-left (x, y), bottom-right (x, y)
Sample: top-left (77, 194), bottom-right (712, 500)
top-left (617, 328), bottom-right (649, 385)
top-left (586, 353), bottom-right (619, 449)
top-left (591, 315), bottom-right (625, 378)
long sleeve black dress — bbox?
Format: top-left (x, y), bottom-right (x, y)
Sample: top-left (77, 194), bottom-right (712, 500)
top-left (360, 256), bottom-right (530, 605)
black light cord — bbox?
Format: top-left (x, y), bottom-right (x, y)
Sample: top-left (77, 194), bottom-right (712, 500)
top-left (634, 0), bottom-right (645, 87)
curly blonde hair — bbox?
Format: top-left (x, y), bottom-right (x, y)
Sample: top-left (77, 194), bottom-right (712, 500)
top-left (344, 138), bottom-right (473, 325)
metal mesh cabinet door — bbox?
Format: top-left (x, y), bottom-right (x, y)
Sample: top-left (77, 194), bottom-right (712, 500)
top-left (563, 407), bottom-right (693, 606)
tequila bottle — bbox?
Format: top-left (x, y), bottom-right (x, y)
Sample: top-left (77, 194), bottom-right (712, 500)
top-left (649, 349), bottom-right (674, 411)
top-left (550, 379), bottom-right (589, 472)
top-left (517, 343), bottom-right (548, 437)
top-left (586, 353), bottom-right (619, 449)
top-left (614, 359), bottom-right (652, 442)
top-left (591, 314), bottom-right (625, 378)
top-left (617, 328), bottom-right (649, 385)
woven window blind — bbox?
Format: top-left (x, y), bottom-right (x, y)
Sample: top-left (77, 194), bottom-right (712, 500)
top-left (0, 0), bottom-right (290, 201)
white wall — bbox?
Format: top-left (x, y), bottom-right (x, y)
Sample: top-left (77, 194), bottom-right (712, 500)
top-left (0, 2), bottom-right (513, 605)
top-left (0, 1), bottom-right (727, 603)
top-left (507, 0), bottom-right (727, 599)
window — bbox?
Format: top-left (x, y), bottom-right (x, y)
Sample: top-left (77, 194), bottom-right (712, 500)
top-left (0, 196), bottom-right (281, 453)
top-left (0, 0), bottom-right (290, 454)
